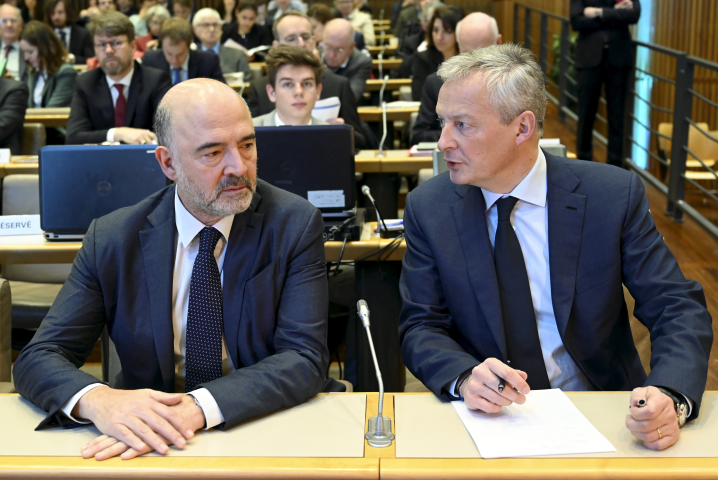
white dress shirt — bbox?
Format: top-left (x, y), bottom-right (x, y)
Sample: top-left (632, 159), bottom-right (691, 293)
top-left (55, 26), bottom-right (71, 49)
top-left (33, 71), bottom-right (46, 108)
top-left (104, 67), bottom-right (134, 143)
top-left (1, 40), bottom-right (21, 81)
top-left (274, 111), bottom-right (313, 126)
top-left (60, 188), bottom-right (237, 430)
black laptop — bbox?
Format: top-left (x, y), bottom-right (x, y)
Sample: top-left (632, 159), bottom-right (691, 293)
top-left (39, 145), bottom-right (168, 240)
top-left (254, 125), bottom-right (356, 217)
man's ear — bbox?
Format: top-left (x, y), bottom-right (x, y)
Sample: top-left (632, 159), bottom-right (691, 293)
top-left (496, 34), bottom-right (502, 45)
top-left (315, 83), bottom-right (323, 99)
top-left (272, 39), bottom-right (278, 47)
top-left (266, 82), bottom-right (276, 103)
top-left (155, 146), bottom-right (178, 182)
top-left (514, 111), bottom-right (536, 146)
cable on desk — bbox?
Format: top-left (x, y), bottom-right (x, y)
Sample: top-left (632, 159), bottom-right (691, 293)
top-left (333, 237), bottom-right (348, 277)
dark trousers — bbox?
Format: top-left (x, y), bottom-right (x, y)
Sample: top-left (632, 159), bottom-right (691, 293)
top-left (576, 48), bottom-right (630, 167)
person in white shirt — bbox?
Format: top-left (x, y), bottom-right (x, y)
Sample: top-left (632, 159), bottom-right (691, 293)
top-left (0, 4), bottom-right (26, 80)
top-left (252, 44), bottom-right (326, 126)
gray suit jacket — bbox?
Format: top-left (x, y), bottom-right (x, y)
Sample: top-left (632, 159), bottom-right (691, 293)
top-left (0, 40), bottom-right (27, 82)
top-left (330, 49), bottom-right (372, 101)
top-left (217, 45), bottom-right (252, 81)
top-left (26, 63), bottom-right (77, 108)
top-left (252, 110), bottom-right (328, 126)
top-left (14, 181), bottom-right (343, 430)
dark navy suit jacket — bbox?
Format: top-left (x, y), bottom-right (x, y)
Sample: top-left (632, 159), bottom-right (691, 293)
top-left (142, 49), bottom-right (226, 84)
top-left (399, 152), bottom-right (712, 419)
top-left (14, 181), bottom-right (341, 429)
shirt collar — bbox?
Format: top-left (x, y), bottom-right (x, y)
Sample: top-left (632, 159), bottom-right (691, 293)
top-left (274, 111), bottom-right (312, 126)
top-left (105, 66), bottom-right (135, 89)
top-left (481, 148), bottom-right (547, 211)
top-left (323, 50), bottom-right (351, 70)
top-left (174, 186), bottom-right (234, 249)
top-left (202, 43), bottom-right (220, 55)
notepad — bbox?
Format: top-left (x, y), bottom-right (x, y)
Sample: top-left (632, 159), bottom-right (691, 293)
top-left (452, 389), bottom-right (616, 458)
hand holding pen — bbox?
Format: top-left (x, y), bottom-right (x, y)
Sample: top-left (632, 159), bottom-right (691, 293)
top-left (459, 358), bottom-right (531, 414)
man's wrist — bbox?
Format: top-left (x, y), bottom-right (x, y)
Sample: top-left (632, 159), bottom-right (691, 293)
top-left (185, 394), bottom-right (207, 431)
top-left (75, 384), bottom-right (110, 420)
top-left (595, 7), bottom-right (603, 17)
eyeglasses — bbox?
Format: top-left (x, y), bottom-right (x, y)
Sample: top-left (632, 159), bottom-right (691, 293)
top-left (324, 45), bottom-right (347, 54)
top-left (95, 40), bottom-right (127, 50)
top-left (0, 18), bottom-right (20, 25)
top-left (98, 1), bottom-right (114, 5)
top-left (282, 33), bottom-right (312, 45)
top-left (197, 22), bottom-right (220, 29)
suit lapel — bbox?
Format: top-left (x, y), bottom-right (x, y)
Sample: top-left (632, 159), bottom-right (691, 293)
top-left (138, 188), bottom-right (176, 391)
top-left (546, 153), bottom-right (586, 337)
top-left (41, 74), bottom-right (53, 106)
top-left (124, 62), bottom-right (142, 126)
top-left (93, 70), bottom-right (115, 128)
top-left (451, 184), bottom-right (506, 358)
top-left (222, 191), bottom-right (265, 369)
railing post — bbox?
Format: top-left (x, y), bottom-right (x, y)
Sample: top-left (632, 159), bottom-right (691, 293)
top-left (524, 8), bottom-right (532, 50)
top-left (539, 14), bottom-right (548, 75)
top-left (666, 54), bottom-right (694, 222)
top-left (558, 19), bottom-right (570, 122)
top-left (622, 42), bottom-right (638, 169)
top-left (513, 3), bottom-right (519, 44)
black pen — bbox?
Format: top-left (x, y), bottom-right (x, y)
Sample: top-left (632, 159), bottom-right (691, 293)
top-left (497, 360), bottom-right (511, 393)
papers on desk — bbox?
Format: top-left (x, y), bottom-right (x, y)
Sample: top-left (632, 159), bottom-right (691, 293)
top-left (385, 101), bottom-right (421, 108)
top-left (0, 148), bottom-right (9, 164)
top-left (312, 96), bottom-right (341, 122)
top-left (452, 389), bottom-right (616, 458)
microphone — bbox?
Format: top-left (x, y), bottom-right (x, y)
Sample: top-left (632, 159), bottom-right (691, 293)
top-left (379, 7), bottom-right (385, 20)
top-left (361, 185), bottom-right (390, 238)
top-left (357, 300), bottom-right (395, 448)
top-left (377, 74), bottom-right (390, 158)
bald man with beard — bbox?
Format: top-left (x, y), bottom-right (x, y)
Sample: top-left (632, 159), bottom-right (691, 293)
top-left (14, 78), bottom-right (344, 461)
top-left (411, 12), bottom-right (502, 145)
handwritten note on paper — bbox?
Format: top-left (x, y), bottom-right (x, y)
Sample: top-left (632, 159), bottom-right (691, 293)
top-left (452, 389), bottom-right (616, 458)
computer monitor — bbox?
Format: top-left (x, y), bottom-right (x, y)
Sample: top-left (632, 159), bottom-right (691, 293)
top-left (254, 125), bottom-right (356, 217)
top-left (39, 145), bottom-right (168, 239)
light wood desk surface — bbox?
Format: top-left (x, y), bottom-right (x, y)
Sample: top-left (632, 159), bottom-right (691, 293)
top-left (364, 78), bottom-right (410, 91)
top-left (355, 150), bottom-right (431, 172)
top-left (1, 157), bottom-right (38, 178)
top-left (372, 59), bottom-right (402, 71)
top-left (376, 34), bottom-right (396, 45)
top-left (358, 106), bottom-right (418, 122)
top-left (25, 108), bottom-right (71, 128)
top-left (0, 393), bottom-right (382, 479)
top-left (367, 45), bottom-right (397, 57)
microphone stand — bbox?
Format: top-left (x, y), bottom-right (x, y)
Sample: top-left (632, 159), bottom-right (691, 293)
top-left (358, 300), bottom-right (395, 448)
top-left (377, 44), bottom-right (388, 81)
top-left (377, 75), bottom-right (389, 158)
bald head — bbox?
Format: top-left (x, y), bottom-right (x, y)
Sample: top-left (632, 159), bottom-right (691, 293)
top-left (324, 18), bottom-right (354, 44)
top-left (456, 12), bottom-right (501, 53)
top-left (323, 18), bottom-right (355, 68)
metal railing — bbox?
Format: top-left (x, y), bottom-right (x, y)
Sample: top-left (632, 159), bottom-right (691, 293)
top-left (514, 3), bottom-right (718, 239)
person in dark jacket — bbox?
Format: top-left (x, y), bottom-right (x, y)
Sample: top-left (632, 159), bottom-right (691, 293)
top-left (570, 0), bottom-right (640, 167)
top-left (221, 1), bottom-right (272, 61)
top-left (411, 6), bottom-right (460, 101)
top-left (0, 77), bottom-right (28, 154)
top-left (43, 0), bottom-right (95, 64)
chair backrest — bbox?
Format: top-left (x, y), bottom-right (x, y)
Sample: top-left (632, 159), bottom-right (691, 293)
top-left (1, 175), bottom-right (72, 283)
top-left (656, 122), bottom-right (711, 160)
top-left (101, 328), bottom-right (123, 389)
top-left (21, 123), bottom-right (46, 156)
top-left (0, 278), bottom-right (11, 383)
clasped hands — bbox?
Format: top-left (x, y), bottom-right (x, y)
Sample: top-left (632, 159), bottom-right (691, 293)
top-left (584, 0), bottom-right (633, 17)
top-left (460, 358), bottom-right (680, 451)
top-left (73, 386), bottom-right (205, 460)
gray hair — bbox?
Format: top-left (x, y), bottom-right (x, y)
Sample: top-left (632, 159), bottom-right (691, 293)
top-left (192, 8), bottom-right (222, 27)
top-left (437, 43), bottom-right (546, 135)
top-left (420, 1), bottom-right (442, 23)
top-left (145, 5), bottom-right (171, 24)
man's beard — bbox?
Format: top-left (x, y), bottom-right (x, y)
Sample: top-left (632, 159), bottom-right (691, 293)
top-left (100, 55), bottom-right (131, 77)
top-left (175, 164), bottom-right (257, 218)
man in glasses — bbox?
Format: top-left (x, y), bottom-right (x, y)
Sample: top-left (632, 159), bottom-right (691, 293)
top-left (66, 11), bottom-right (171, 144)
top-left (192, 8), bottom-right (251, 80)
top-left (0, 4), bottom-right (26, 81)
top-left (321, 18), bottom-right (370, 102)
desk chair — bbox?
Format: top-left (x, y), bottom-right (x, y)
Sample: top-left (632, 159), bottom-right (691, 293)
top-left (1, 175), bottom-right (72, 348)
top-left (0, 277), bottom-right (15, 393)
top-left (21, 123), bottom-right (46, 155)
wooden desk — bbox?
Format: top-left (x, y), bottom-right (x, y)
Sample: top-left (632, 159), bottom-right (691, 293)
top-left (1, 157), bottom-right (39, 178)
top-left (0, 393), bottom-right (381, 479)
top-left (249, 61), bottom-right (266, 76)
top-left (25, 108), bottom-right (70, 128)
top-left (373, 24), bottom-right (391, 33)
top-left (228, 81), bottom-right (251, 95)
top-left (372, 59), bottom-right (402, 71)
top-left (372, 19), bottom-right (390, 26)
top-left (355, 150), bottom-right (431, 173)
top-left (368, 45), bottom-right (397, 57)
top-left (365, 78), bottom-right (410, 92)
top-left (376, 34), bottom-right (396, 45)
top-left (358, 106), bottom-right (418, 122)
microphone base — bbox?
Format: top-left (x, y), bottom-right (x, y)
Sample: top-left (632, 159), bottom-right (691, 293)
top-left (365, 416), bottom-right (395, 447)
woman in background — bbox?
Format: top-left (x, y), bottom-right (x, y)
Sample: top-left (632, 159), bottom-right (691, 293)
top-left (134, 4), bottom-right (169, 53)
top-left (219, 0), bottom-right (235, 24)
top-left (411, 6), bottom-right (460, 101)
top-left (19, 20), bottom-right (77, 144)
top-left (307, 3), bottom-right (332, 54)
top-left (129, 0), bottom-right (156, 36)
top-left (221, 1), bottom-right (272, 60)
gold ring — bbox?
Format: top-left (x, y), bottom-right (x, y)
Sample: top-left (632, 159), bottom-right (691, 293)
top-left (140, 140), bottom-right (147, 144)
top-left (657, 428), bottom-right (662, 439)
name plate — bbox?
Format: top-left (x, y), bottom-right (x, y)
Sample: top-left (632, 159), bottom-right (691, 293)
top-left (0, 148), bottom-right (9, 164)
top-left (0, 215), bottom-right (43, 236)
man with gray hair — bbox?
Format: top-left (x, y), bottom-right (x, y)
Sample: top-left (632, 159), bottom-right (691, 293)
top-left (15, 78), bottom-right (344, 460)
top-left (192, 8), bottom-right (252, 80)
top-left (0, 4), bottom-right (26, 81)
top-left (399, 43), bottom-right (712, 451)
top-left (411, 11), bottom-right (501, 144)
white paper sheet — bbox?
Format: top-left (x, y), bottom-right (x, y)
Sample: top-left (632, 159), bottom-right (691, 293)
top-left (312, 96), bottom-right (341, 121)
top-left (307, 190), bottom-right (345, 208)
top-left (452, 389), bottom-right (616, 458)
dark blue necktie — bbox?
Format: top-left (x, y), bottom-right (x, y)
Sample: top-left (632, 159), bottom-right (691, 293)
top-left (172, 67), bottom-right (182, 86)
top-left (185, 227), bottom-right (224, 393)
top-left (493, 196), bottom-right (551, 390)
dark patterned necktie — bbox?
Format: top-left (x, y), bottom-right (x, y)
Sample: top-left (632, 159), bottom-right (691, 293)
top-left (185, 227), bottom-right (224, 392)
top-left (58, 29), bottom-right (67, 48)
top-left (493, 196), bottom-right (551, 390)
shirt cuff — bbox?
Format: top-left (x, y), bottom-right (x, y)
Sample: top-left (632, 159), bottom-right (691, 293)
top-left (107, 128), bottom-right (116, 143)
top-left (187, 388), bottom-right (225, 429)
top-left (60, 383), bottom-right (105, 424)
top-left (448, 376), bottom-right (460, 399)
top-left (676, 391), bottom-right (693, 417)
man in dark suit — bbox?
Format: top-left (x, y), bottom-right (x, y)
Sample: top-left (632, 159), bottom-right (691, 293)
top-left (570, 0), bottom-right (640, 167)
top-left (322, 18), bottom-right (371, 101)
top-left (247, 12), bottom-right (367, 148)
top-left (14, 78), bottom-right (342, 460)
top-left (45, 0), bottom-right (95, 65)
top-left (65, 11), bottom-right (171, 145)
top-left (0, 4), bottom-right (27, 81)
top-left (0, 77), bottom-right (28, 154)
top-left (142, 17), bottom-right (225, 85)
top-left (192, 8), bottom-right (252, 80)
top-left (411, 12), bottom-right (501, 145)
top-left (400, 44), bottom-right (712, 451)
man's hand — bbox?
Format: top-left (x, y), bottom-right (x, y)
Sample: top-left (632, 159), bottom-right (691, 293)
top-left (114, 128), bottom-right (157, 145)
top-left (616, 0), bottom-right (634, 9)
top-left (326, 118), bottom-right (345, 125)
top-left (625, 386), bottom-right (680, 451)
top-left (460, 358), bottom-right (530, 413)
top-left (146, 39), bottom-right (159, 50)
top-left (75, 386), bottom-right (197, 459)
top-left (583, 7), bottom-right (601, 17)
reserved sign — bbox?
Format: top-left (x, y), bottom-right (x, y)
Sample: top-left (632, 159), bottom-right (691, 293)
top-left (0, 215), bottom-right (43, 236)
